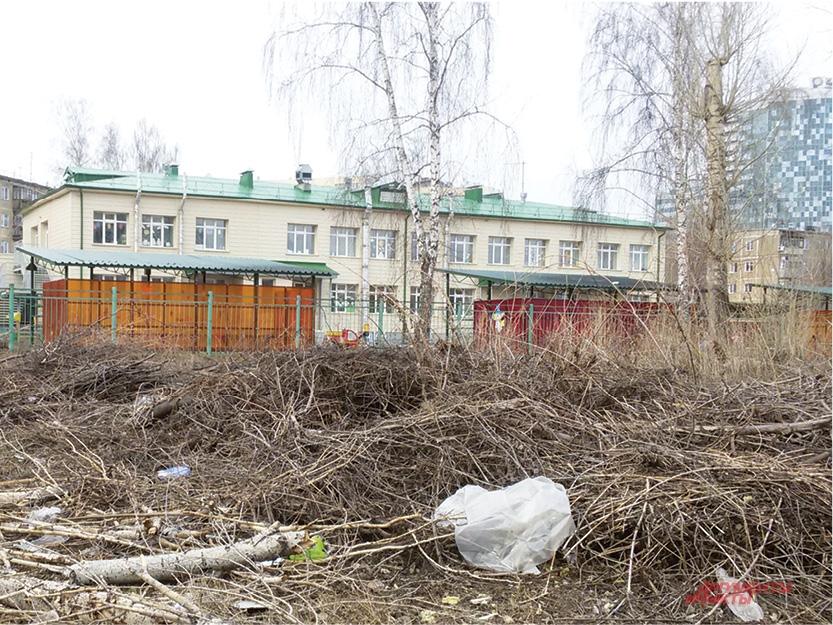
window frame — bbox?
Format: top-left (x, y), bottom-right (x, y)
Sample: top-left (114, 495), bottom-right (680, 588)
top-left (0, 213), bottom-right (9, 228)
top-left (629, 245), bottom-right (650, 272)
top-left (93, 211), bottom-right (129, 246)
top-left (141, 214), bottom-right (175, 248)
top-left (330, 227), bottom-right (357, 257)
top-left (195, 217), bottom-right (227, 251)
top-left (559, 241), bottom-right (580, 268)
top-left (370, 229), bottom-right (396, 260)
top-left (728, 283), bottom-right (737, 294)
top-left (330, 283), bottom-right (357, 312)
top-left (369, 285), bottom-right (396, 314)
top-left (449, 234), bottom-right (474, 264)
top-left (597, 243), bottom-right (619, 271)
top-left (743, 283), bottom-right (753, 293)
top-left (488, 236), bottom-right (511, 265)
top-left (287, 224), bottom-right (315, 255)
top-left (744, 261), bottom-right (754, 272)
top-left (524, 238), bottom-right (546, 267)
top-left (0, 187), bottom-right (8, 201)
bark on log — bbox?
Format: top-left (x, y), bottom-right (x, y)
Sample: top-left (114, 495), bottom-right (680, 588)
top-left (679, 417), bottom-right (831, 436)
top-left (69, 530), bottom-right (304, 585)
top-left (0, 486), bottom-right (63, 507)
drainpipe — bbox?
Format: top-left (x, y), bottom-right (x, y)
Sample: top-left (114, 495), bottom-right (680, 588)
top-left (178, 174), bottom-right (187, 254)
top-left (79, 189), bottom-right (85, 250)
top-left (402, 212), bottom-right (410, 306)
top-left (133, 172), bottom-right (142, 252)
top-left (362, 186), bottom-right (372, 335)
top-left (656, 230), bottom-right (665, 281)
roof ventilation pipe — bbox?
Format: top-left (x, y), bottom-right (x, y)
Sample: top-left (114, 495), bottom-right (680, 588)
top-left (295, 164), bottom-right (312, 191)
top-left (239, 170), bottom-right (254, 189)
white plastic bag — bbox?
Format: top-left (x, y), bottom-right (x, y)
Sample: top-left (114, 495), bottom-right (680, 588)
top-left (434, 476), bottom-right (576, 574)
top-left (715, 567), bottom-right (765, 622)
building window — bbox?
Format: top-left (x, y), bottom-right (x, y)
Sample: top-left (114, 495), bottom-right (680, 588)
top-left (0, 213), bottom-right (8, 228)
top-left (780, 256), bottom-right (789, 270)
top-left (745, 240), bottom-right (755, 252)
top-left (93, 211), bottom-right (128, 245)
top-left (524, 239), bottom-right (546, 267)
top-left (597, 243), bottom-right (618, 271)
top-left (195, 218), bottom-right (227, 251)
top-left (731, 241), bottom-right (738, 253)
top-left (629, 245), bottom-right (649, 272)
top-left (409, 286), bottom-right (421, 312)
top-left (370, 229), bottom-right (396, 260)
top-left (287, 224), bottom-right (315, 255)
top-left (559, 241), bottom-right (580, 268)
top-left (411, 232), bottom-right (419, 261)
top-left (744, 261), bottom-right (754, 272)
top-left (330, 283), bottom-right (357, 312)
top-left (449, 234), bottom-right (474, 264)
top-left (0, 241), bottom-right (8, 254)
top-left (729, 262), bottom-right (738, 274)
top-left (449, 288), bottom-right (474, 317)
top-left (0, 187), bottom-right (8, 201)
top-left (141, 215), bottom-right (175, 248)
top-left (728, 283), bottom-right (736, 294)
top-left (330, 227), bottom-right (357, 257)
top-left (488, 237), bottom-right (511, 265)
top-left (369, 285), bottom-right (396, 314)
top-left (744, 283), bottom-right (753, 293)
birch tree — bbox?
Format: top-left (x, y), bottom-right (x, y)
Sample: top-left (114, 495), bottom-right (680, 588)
top-left (583, 2), bottom-right (793, 355)
top-left (97, 121), bottom-right (125, 170)
top-left (55, 97), bottom-right (94, 168)
top-left (264, 2), bottom-right (498, 340)
top-left (130, 119), bottom-right (179, 174)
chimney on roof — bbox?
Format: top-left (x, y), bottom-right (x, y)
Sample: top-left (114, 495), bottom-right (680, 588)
top-left (165, 164), bottom-right (179, 177)
top-left (464, 186), bottom-right (483, 203)
top-left (239, 169), bottom-right (254, 188)
top-left (295, 164), bottom-right (312, 189)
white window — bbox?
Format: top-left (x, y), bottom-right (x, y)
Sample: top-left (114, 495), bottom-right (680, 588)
top-left (409, 286), bottom-right (421, 312)
top-left (0, 187), bottom-right (8, 201)
top-left (744, 283), bottom-right (753, 293)
top-left (449, 234), bottom-right (474, 264)
top-left (195, 218), bottom-right (227, 250)
top-left (559, 241), bottom-right (580, 268)
top-left (449, 288), bottom-right (474, 317)
top-left (93, 211), bottom-right (128, 245)
top-left (780, 256), bottom-right (789, 270)
top-left (744, 261), bottom-right (754, 272)
top-left (330, 227), bottom-right (357, 257)
top-left (629, 245), bottom-right (650, 272)
top-left (731, 241), bottom-right (738, 253)
top-left (411, 232), bottom-right (419, 261)
top-left (488, 237), bottom-right (511, 265)
top-left (369, 285), bottom-right (396, 314)
top-left (370, 229), bottom-right (396, 259)
top-left (330, 283), bottom-right (357, 312)
top-left (524, 239), bottom-right (546, 267)
top-left (141, 215), bottom-right (175, 248)
top-left (0, 213), bottom-right (9, 228)
top-left (287, 224), bottom-right (315, 255)
top-left (728, 283), bottom-right (736, 294)
top-left (0, 241), bottom-right (8, 254)
top-left (745, 240), bottom-right (755, 252)
top-left (729, 263), bottom-right (738, 274)
top-left (597, 243), bottom-right (618, 271)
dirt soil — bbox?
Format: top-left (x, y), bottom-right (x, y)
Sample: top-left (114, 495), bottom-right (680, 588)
top-left (0, 339), bottom-right (830, 624)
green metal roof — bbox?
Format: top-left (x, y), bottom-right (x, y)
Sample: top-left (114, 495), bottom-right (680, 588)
top-left (48, 167), bottom-right (663, 230)
top-left (17, 246), bottom-right (338, 278)
top-left (753, 283), bottom-right (832, 297)
top-left (439, 267), bottom-right (672, 292)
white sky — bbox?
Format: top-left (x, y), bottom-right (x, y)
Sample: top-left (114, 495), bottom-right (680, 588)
top-left (0, 1), bottom-right (829, 219)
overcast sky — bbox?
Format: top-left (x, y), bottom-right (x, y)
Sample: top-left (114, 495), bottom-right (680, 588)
top-left (0, 1), bottom-right (829, 219)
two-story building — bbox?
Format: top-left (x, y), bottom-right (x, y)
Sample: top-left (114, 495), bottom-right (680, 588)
top-left (19, 166), bottom-right (668, 321)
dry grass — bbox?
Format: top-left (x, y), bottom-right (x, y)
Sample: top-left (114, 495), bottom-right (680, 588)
top-left (0, 330), bottom-right (830, 624)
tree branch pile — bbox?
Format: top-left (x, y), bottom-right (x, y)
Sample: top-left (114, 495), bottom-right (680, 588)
top-left (0, 340), bottom-right (829, 623)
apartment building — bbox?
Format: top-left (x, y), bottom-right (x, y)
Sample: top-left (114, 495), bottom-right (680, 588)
top-left (728, 228), bottom-right (832, 304)
top-left (0, 174), bottom-right (50, 288)
top-left (20, 166), bottom-right (667, 310)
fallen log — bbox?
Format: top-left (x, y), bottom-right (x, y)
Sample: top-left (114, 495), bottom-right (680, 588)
top-left (69, 530), bottom-right (305, 585)
top-left (679, 416), bottom-right (831, 436)
top-left (0, 486), bottom-right (63, 508)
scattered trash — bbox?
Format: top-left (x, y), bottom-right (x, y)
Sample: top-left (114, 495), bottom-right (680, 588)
top-left (33, 535), bottom-right (69, 547)
top-left (232, 600), bottom-right (269, 612)
top-left (470, 595), bottom-right (492, 605)
top-left (156, 466), bottom-right (191, 480)
top-left (25, 506), bottom-right (62, 524)
top-left (442, 596), bottom-right (460, 605)
top-left (435, 476), bottom-right (576, 574)
top-left (288, 534), bottom-right (327, 561)
top-left (715, 567), bottom-right (765, 622)
top-left (419, 610), bottom-right (437, 623)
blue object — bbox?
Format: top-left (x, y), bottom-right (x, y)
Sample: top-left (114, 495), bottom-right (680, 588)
top-left (157, 466), bottom-right (191, 479)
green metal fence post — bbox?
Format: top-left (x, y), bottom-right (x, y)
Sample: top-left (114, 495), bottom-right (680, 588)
top-left (8, 284), bottom-right (15, 352)
top-left (295, 295), bottom-right (302, 349)
top-left (527, 303), bottom-right (534, 353)
top-left (378, 302), bottom-right (384, 345)
top-left (206, 291), bottom-right (214, 356)
top-left (111, 287), bottom-right (118, 343)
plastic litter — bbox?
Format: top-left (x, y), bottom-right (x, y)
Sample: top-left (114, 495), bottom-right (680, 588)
top-left (434, 476), bottom-right (576, 574)
top-left (715, 567), bottom-right (765, 622)
top-left (288, 535), bottom-right (327, 561)
top-left (156, 466), bottom-right (191, 480)
top-left (25, 506), bottom-right (62, 524)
